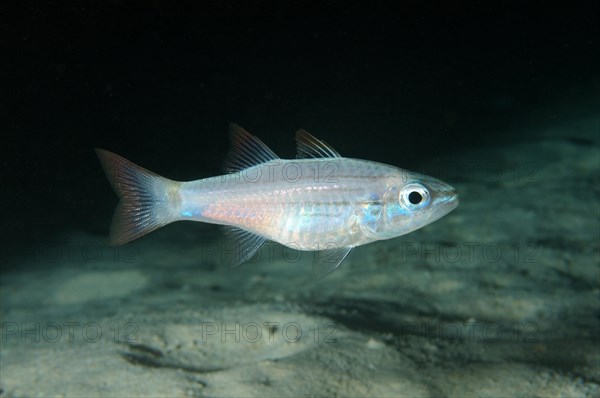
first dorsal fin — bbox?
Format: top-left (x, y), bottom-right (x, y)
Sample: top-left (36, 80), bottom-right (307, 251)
top-left (224, 123), bottom-right (280, 173)
top-left (296, 129), bottom-right (341, 159)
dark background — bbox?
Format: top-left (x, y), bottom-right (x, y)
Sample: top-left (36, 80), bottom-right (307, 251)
top-left (1, 2), bottom-right (598, 269)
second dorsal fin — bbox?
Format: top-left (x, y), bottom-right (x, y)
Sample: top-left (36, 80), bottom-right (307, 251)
top-left (296, 129), bottom-right (341, 159)
top-left (224, 123), bottom-right (280, 173)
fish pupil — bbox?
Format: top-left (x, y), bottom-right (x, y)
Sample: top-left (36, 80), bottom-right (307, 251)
top-left (408, 191), bottom-right (422, 205)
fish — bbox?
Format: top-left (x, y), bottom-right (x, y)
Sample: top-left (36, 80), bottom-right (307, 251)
top-left (96, 123), bottom-right (458, 277)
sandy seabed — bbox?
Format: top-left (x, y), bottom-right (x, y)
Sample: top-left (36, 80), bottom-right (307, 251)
top-left (1, 118), bottom-right (598, 397)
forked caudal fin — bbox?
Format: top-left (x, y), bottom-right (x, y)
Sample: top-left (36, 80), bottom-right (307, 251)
top-left (95, 149), bottom-right (179, 245)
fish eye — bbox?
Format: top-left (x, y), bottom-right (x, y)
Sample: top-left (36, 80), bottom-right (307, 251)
top-left (399, 183), bottom-right (430, 210)
top-left (408, 191), bottom-right (423, 204)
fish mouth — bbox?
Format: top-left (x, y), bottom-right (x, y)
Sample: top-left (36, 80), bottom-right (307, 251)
top-left (434, 188), bottom-right (459, 212)
top-left (447, 190), bottom-right (459, 208)
top-left (420, 178), bottom-right (459, 213)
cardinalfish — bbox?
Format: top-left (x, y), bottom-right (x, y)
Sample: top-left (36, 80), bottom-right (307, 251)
top-left (96, 124), bottom-right (458, 277)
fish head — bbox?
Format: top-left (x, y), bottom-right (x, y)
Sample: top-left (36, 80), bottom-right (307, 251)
top-left (361, 170), bottom-right (459, 240)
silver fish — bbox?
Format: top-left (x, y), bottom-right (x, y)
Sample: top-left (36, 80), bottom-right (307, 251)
top-left (96, 123), bottom-right (458, 276)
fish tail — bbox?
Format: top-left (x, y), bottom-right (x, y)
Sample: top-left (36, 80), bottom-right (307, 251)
top-left (95, 149), bottom-right (180, 245)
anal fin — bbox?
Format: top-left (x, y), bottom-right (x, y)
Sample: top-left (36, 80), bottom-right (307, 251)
top-left (221, 226), bottom-right (267, 267)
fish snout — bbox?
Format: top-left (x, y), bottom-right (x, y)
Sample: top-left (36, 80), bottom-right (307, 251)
top-left (439, 187), bottom-right (459, 211)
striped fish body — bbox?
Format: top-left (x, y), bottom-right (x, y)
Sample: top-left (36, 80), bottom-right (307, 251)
top-left (180, 158), bottom-right (403, 250)
top-left (97, 124), bottom-right (458, 275)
